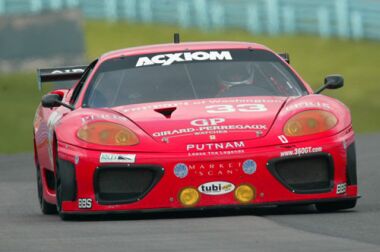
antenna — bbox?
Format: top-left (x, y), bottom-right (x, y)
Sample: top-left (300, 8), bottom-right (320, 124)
top-left (174, 33), bottom-right (180, 43)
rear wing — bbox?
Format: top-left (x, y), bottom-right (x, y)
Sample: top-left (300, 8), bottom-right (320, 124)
top-left (37, 65), bottom-right (87, 91)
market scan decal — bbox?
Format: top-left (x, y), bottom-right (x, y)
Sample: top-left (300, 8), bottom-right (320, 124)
top-left (188, 161), bottom-right (243, 177)
top-left (99, 153), bottom-right (136, 163)
top-left (187, 141), bottom-right (245, 156)
top-left (198, 181), bottom-right (235, 195)
top-left (136, 51), bottom-right (232, 67)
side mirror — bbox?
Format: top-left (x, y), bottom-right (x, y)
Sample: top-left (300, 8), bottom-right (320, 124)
top-left (41, 94), bottom-right (62, 108)
top-left (315, 75), bottom-right (344, 94)
top-left (41, 93), bottom-right (74, 110)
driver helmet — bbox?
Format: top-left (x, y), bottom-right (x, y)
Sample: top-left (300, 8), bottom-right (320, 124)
top-left (218, 62), bottom-right (254, 88)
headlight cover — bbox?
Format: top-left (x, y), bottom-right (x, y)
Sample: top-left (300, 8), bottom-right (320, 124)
top-left (77, 121), bottom-right (139, 146)
top-left (283, 110), bottom-right (338, 137)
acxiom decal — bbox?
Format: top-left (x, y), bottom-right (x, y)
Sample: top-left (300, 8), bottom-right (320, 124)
top-left (136, 51), bottom-right (232, 67)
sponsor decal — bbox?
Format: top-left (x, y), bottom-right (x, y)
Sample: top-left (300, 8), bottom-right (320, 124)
top-left (280, 146), bottom-right (322, 157)
top-left (188, 149), bottom-right (245, 157)
top-left (174, 163), bottom-right (189, 179)
top-left (188, 161), bottom-right (242, 177)
top-left (187, 141), bottom-right (245, 151)
top-left (152, 124), bottom-right (266, 137)
top-left (51, 68), bottom-right (84, 74)
top-left (74, 155), bottom-right (80, 165)
top-left (190, 118), bottom-right (225, 126)
top-left (336, 183), bottom-right (347, 194)
top-left (136, 51), bottom-right (232, 67)
top-left (78, 198), bottom-right (92, 209)
top-left (242, 159), bottom-right (257, 175)
top-left (81, 114), bottom-right (128, 124)
top-left (99, 153), bottom-right (136, 163)
top-left (285, 101), bottom-right (331, 112)
top-left (122, 99), bottom-right (282, 113)
top-left (198, 181), bottom-right (235, 195)
top-left (278, 135), bottom-right (288, 144)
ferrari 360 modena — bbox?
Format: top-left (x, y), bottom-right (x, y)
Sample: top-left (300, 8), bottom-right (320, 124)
top-left (33, 38), bottom-right (358, 220)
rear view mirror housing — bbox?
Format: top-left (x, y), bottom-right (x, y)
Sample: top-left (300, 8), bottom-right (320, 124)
top-left (41, 92), bottom-right (74, 110)
top-left (315, 75), bottom-right (344, 94)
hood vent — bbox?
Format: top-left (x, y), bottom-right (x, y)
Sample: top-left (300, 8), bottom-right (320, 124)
top-left (154, 107), bottom-right (177, 119)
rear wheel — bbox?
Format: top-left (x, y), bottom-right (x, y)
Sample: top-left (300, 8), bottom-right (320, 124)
top-left (36, 165), bottom-right (57, 215)
top-left (315, 199), bottom-right (357, 212)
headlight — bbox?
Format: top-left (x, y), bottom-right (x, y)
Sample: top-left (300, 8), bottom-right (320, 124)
top-left (179, 187), bottom-right (200, 207)
top-left (77, 121), bottom-right (139, 146)
top-left (283, 110), bottom-right (337, 137)
top-left (235, 184), bottom-right (255, 204)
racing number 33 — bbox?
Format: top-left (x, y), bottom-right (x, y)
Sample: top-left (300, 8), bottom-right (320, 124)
top-left (205, 104), bottom-right (267, 113)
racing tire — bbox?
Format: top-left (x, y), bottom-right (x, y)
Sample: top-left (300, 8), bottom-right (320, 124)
top-left (315, 199), bottom-right (357, 212)
top-left (55, 162), bottom-right (74, 221)
top-left (54, 141), bottom-right (75, 221)
top-left (36, 165), bottom-right (57, 215)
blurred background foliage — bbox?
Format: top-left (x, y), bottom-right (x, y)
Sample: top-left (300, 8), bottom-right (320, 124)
top-left (1, 20), bottom-right (380, 153)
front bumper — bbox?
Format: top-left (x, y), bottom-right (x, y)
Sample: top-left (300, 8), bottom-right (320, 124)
top-left (57, 130), bottom-right (357, 213)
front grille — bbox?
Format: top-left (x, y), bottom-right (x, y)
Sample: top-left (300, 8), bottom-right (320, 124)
top-left (94, 165), bottom-right (163, 205)
top-left (267, 153), bottom-right (334, 193)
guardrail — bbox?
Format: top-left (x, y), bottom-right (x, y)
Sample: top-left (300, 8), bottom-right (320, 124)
top-left (0, 0), bottom-right (380, 40)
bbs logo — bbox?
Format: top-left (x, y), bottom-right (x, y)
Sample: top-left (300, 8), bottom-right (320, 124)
top-left (78, 198), bottom-right (92, 209)
top-left (336, 183), bottom-right (346, 194)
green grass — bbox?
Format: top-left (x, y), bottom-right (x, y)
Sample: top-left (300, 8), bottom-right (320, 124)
top-left (1, 20), bottom-right (380, 153)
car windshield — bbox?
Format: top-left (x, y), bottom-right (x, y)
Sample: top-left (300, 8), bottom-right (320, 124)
top-left (83, 49), bottom-right (307, 108)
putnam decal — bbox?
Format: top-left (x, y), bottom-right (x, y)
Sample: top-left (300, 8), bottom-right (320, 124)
top-left (198, 181), bottom-right (235, 195)
top-left (187, 141), bottom-right (245, 151)
top-left (136, 51), bottom-right (232, 67)
top-left (99, 153), bottom-right (136, 163)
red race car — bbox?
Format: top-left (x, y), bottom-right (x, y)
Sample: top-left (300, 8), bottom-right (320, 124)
top-left (33, 38), bottom-right (358, 220)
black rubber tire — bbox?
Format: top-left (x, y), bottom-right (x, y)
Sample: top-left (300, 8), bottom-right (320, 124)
top-left (55, 155), bottom-right (75, 221)
top-left (315, 199), bottom-right (357, 212)
top-left (36, 166), bottom-right (57, 215)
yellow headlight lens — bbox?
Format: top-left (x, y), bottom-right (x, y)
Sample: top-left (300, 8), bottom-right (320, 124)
top-left (283, 110), bottom-right (337, 137)
top-left (235, 184), bottom-right (255, 204)
top-left (77, 122), bottom-right (139, 146)
top-left (179, 187), bottom-right (200, 207)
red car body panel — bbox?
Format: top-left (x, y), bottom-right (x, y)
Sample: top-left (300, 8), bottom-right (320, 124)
top-left (33, 41), bottom-right (357, 215)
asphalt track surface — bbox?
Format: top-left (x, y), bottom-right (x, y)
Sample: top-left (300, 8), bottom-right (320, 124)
top-left (1, 134), bottom-right (379, 252)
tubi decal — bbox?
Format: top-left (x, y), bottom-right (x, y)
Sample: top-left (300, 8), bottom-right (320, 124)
top-left (198, 181), bottom-right (235, 195)
top-left (99, 153), bottom-right (136, 163)
top-left (136, 51), bottom-right (232, 67)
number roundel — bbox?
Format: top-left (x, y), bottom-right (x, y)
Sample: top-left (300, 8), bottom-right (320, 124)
top-left (205, 104), bottom-right (267, 113)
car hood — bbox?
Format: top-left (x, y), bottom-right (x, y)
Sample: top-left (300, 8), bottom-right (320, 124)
top-left (111, 97), bottom-right (287, 144)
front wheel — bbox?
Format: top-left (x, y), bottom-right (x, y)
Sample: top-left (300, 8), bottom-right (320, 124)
top-left (315, 199), bottom-right (357, 212)
top-left (36, 166), bottom-right (57, 215)
top-left (55, 163), bottom-right (74, 221)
